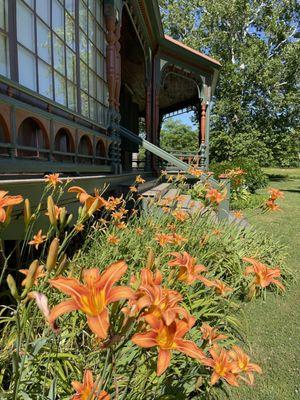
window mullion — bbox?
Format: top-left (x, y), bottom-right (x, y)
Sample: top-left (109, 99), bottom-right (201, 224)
top-left (75, 0), bottom-right (81, 114)
top-left (8, 0), bottom-right (18, 81)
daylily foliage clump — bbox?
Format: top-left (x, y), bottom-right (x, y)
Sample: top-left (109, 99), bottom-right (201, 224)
top-left (0, 172), bottom-right (287, 399)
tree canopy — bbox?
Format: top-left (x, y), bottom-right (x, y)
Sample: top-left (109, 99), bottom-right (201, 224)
top-left (159, 0), bottom-right (300, 166)
top-left (160, 119), bottom-right (198, 153)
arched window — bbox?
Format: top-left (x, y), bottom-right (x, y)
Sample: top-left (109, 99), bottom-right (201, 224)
top-left (95, 139), bottom-right (106, 165)
top-left (17, 117), bottom-right (49, 159)
top-left (54, 128), bottom-right (74, 162)
top-left (0, 115), bottom-right (9, 156)
top-left (78, 135), bottom-right (92, 164)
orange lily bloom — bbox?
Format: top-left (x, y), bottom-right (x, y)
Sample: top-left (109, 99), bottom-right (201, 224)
top-left (44, 173), bottom-right (62, 187)
top-left (132, 316), bottom-right (205, 376)
top-left (168, 252), bottom-right (207, 285)
top-left (200, 323), bottom-right (228, 345)
top-left (171, 233), bottom-right (187, 245)
top-left (45, 204), bottom-right (62, 221)
top-left (229, 345), bottom-right (262, 385)
top-left (20, 265), bottom-right (45, 287)
top-left (188, 166), bottom-right (203, 178)
top-left (202, 345), bottom-right (239, 386)
top-left (49, 261), bottom-right (134, 339)
top-left (107, 234), bottom-right (120, 245)
top-left (135, 175), bottom-right (145, 184)
top-left (265, 199), bottom-right (281, 211)
top-left (0, 190), bottom-right (23, 223)
top-left (268, 188), bottom-right (284, 201)
top-left (201, 278), bottom-right (233, 296)
top-left (29, 230), bottom-right (46, 250)
top-left (71, 369), bottom-right (110, 400)
top-left (115, 221), bottom-right (127, 230)
top-left (129, 185), bottom-right (138, 193)
top-left (205, 189), bottom-right (225, 205)
top-left (243, 257), bottom-right (285, 291)
top-left (233, 211), bottom-right (243, 219)
top-left (68, 186), bottom-right (93, 205)
top-left (75, 223), bottom-right (85, 232)
top-left (105, 196), bottom-right (123, 211)
top-left (135, 227), bottom-right (144, 236)
top-left (172, 209), bottom-right (188, 222)
top-left (155, 233), bottom-right (173, 247)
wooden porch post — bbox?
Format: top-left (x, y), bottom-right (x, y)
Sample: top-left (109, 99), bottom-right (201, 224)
top-left (144, 83), bottom-right (152, 171)
top-left (200, 101), bottom-right (207, 169)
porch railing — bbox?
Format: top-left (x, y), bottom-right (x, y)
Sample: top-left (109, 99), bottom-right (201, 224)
top-left (119, 126), bottom-right (230, 220)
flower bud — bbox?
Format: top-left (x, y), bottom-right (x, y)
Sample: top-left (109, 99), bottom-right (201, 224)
top-left (146, 248), bottom-right (155, 270)
top-left (7, 274), bottom-right (19, 300)
top-left (46, 238), bottom-right (60, 272)
top-left (59, 207), bottom-right (67, 226)
top-left (66, 214), bottom-right (73, 226)
top-left (25, 260), bottom-right (39, 291)
top-left (47, 196), bottom-right (56, 226)
top-left (56, 253), bottom-right (68, 276)
top-left (24, 198), bottom-right (31, 227)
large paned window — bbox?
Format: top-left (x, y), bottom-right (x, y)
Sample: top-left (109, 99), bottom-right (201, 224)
top-left (11, 0), bottom-right (108, 126)
top-left (0, 0), bottom-right (10, 78)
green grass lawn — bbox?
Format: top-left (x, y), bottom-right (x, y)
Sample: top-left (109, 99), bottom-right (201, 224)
top-left (227, 168), bottom-right (300, 400)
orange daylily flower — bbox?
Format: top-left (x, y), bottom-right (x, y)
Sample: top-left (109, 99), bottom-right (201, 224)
top-left (107, 234), bottom-right (120, 245)
top-left (200, 323), bottom-right (228, 345)
top-left (20, 265), bottom-right (45, 287)
top-left (188, 166), bottom-right (203, 178)
top-left (132, 316), bottom-right (205, 376)
top-left (172, 209), bottom-right (188, 222)
top-left (229, 345), bottom-right (262, 385)
top-left (155, 233), bottom-right (173, 247)
top-left (268, 188), bottom-right (284, 201)
top-left (129, 185), bottom-right (138, 193)
top-left (45, 204), bottom-right (62, 221)
top-left (171, 233), bottom-right (187, 245)
top-left (168, 252), bottom-right (207, 285)
top-left (44, 173), bottom-right (62, 187)
top-left (205, 189), bottom-right (226, 205)
top-left (75, 223), bottom-right (85, 232)
top-left (49, 261), bottom-right (134, 339)
top-left (233, 211), bottom-right (243, 219)
top-left (29, 230), bottom-right (47, 250)
top-left (68, 186), bottom-right (93, 204)
top-left (71, 369), bottom-right (110, 400)
top-left (201, 278), bottom-right (233, 296)
top-left (265, 199), bottom-right (281, 211)
top-left (111, 208), bottom-right (128, 221)
top-left (135, 175), bottom-right (145, 184)
top-left (115, 221), bottom-right (127, 230)
top-left (202, 345), bottom-right (239, 386)
top-left (0, 190), bottom-right (23, 223)
top-left (105, 196), bottom-right (124, 211)
top-left (68, 187), bottom-right (106, 212)
top-left (243, 257), bottom-right (285, 291)
top-left (135, 227), bottom-right (144, 236)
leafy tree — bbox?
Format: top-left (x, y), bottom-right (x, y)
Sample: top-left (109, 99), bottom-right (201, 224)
top-left (159, 0), bottom-right (300, 166)
top-left (160, 119), bottom-right (199, 152)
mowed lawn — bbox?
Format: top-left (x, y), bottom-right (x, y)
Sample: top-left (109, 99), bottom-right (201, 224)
top-left (228, 168), bottom-right (300, 400)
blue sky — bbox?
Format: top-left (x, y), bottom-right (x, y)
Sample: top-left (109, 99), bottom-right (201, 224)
top-left (163, 111), bottom-right (197, 128)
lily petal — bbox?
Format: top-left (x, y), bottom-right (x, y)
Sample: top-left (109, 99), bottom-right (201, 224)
top-left (157, 349), bottom-right (171, 376)
top-left (131, 331), bottom-right (157, 348)
top-left (87, 309), bottom-right (109, 339)
top-left (49, 299), bottom-right (79, 324)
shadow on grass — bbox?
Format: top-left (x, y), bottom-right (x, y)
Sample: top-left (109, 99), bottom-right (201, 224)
top-left (267, 174), bottom-right (289, 181)
top-left (281, 188), bottom-right (300, 194)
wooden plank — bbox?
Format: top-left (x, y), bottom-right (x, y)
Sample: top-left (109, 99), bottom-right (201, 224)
top-left (142, 183), bottom-right (171, 198)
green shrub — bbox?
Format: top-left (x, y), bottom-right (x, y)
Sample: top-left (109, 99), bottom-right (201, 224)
top-left (210, 158), bottom-right (268, 193)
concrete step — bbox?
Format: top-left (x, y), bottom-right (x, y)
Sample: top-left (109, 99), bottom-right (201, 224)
top-left (142, 182), bottom-right (171, 199)
top-left (177, 194), bottom-right (191, 209)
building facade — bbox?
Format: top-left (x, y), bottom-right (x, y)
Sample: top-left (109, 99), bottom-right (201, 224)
top-left (0, 0), bottom-right (221, 178)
